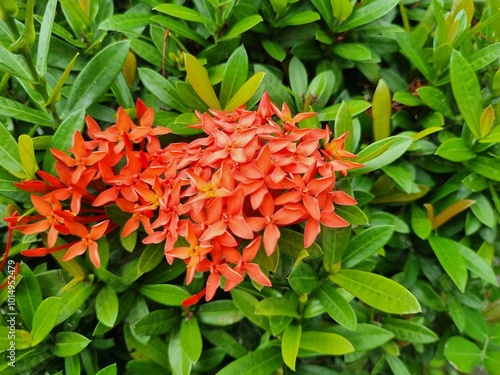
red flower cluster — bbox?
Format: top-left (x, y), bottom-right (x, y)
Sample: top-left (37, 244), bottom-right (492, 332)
top-left (11, 93), bottom-right (362, 302)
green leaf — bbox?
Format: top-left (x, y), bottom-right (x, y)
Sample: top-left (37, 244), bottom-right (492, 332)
top-left (185, 54), bottom-right (221, 110)
top-left (372, 79), bottom-right (392, 141)
top-left (216, 344), bottom-right (282, 375)
top-left (428, 236), bottom-right (468, 292)
top-left (138, 68), bottom-right (190, 112)
top-left (230, 289), bottom-right (270, 331)
top-left (382, 165), bottom-right (420, 194)
top-left (334, 102), bottom-right (354, 151)
top-left (464, 156), bottom-right (500, 182)
top-left (59, 0), bottom-right (90, 36)
top-left (484, 351), bottom-right (500, 375)
top-left (316, 282), bottom-right (357, 330)
top-left (470, 193), bottom-right (495, 228)
top-left (138, 243), bottom-right (164, 273)
top-left (0, 44), bottom-right (35, 82)
top-left (327, 323), bottom-right (394, 351)
top-left (395, 32), bottom-right (435, 83)
top-left (255, 296), bottom-right (299, 318)
top-left (36, 0), bottom-right (57, 77)
top-left (288, 263), bottom-right (321, 294)
top-left (219, 15), bottom-right (263, 41)
top-left (152, 15), bottom-right (209, 48)
top-left (154, 4), bottom-right (212, 24)
top-left (57, 281), bottom-right (96, 325)
top-left (278, 228), bottom-right (323, 258)
top-left (54, 332), bottom-right (91, 357)
top-left (436, 138), bottom-right (476, 162)
top-left (262, 40), bottom-right (286, 62)
top-left (333, 43), bottom-right (372, 61)
top-left (282, 324), bottom-right (301, 371)
top-left (322, 227), bottom-right (351, 271)
top-left (0, 121), bottom-right (27, 180)
top-left (386, 355), bottom-right (411, 375)
top-left (45, 52), bottom-right (80, 107)
top-left (196, 300), bottom-right (244, 326)
top-left (450, 50), bottom-right (482, 139)
top-left (31, 297), bottom-right (60, 346)
top-left (332, 0), bottom-right (353, 21)
top-left (276, 11), bottom-right (320, 27)
top-left (335, 205), bottom-right (368, 226)
top-left (180, 316), bottom-right (203, 363)
top-left (18, 135), bottom-right (38, 179)
top-left (411, 204), bottom-right (432, 240)
top-left (381, 318), bottom-right (438, 344)
top-left (16, 264), bottom-right (43, 332)
top-left (342, 225), bottom-right (395, 268)
top-left (139, 284), bottom-right (190, 306)
top-left (329, 269), bottom-right (421, 314)
top-left (453, 241), bottom-right (498, 286)
top-left (338, 0), bottom-right (399, 31)
top-left (96, 364), bottom-right (117, 375)
top-left (469, 42), bottom-right (500, 72)
top-left (0, 97), bottom-right (54, 127)
top-left (219, 46), bottom-right (248, 109)
top-left (0, 327), bottom-right (32, 350)
top-left (65, 41), bottom-right (130, 114)
top-left (99, 13), bottom-right (152, 31)
top-left (444, 336), bottom-right (481, 373)
top-left (352, 136), bottom-right (413, 175)
top-left (299, 331), bottom-right (354, 355)
top-left (202, 329), bottom-right (247, 359)
top-left (96, 285), bottom-right (119, 327)
top-left (416, 86), bottom-right (455, 119)
top-left (318, 99), bottom-right (371, 121)
top-left (133, 309), bottom-right (179, 336)
top-left (224, 72), bottom-right (265, 112)
top-left (125, 325), bottom-right (170, 369)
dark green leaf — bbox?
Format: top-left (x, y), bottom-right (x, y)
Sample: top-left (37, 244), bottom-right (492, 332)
top-left (57, 281), bottom-right (97, 325)
top-left (316, 282), bottom-right (357, 330)
top-left (16, 264), bottom-right (43, 332)
top-left (133, 309), bottom-right (179, 335)
top-left (464, 156), bottom-right (500, 182)
top-left (342, 225), bottom-right (394, 268)
top-left (288, 263), bottom-right (321, 294)
top-left (65, 41), bottom-right (130, 114)
top-left (381, 318), bottom-right (438, 344)
top-left (197, 300), bottom-right (244, 326)
top-left (395, 32), bottom-right (435, 83)
top-left (322, 226), bottom-right (351, 272)
top-left (139, 284), bottom-right (190, 306)
top-left (327, 323), bottom-right (394, 351)
top-left (216, 344), bottom-right (282, 375)
top-left (96, 286), bottom-right (119, 327)
top-left (219, 46), bottom-right (248, 109)
top-left (154, 4), bottom-right (212, 24)
top-left (0, 98), bottom-right (54, 128)
top-left (138, 243), bottom-right (164, 273)
top-left (276, 12), bottom-right (320, 27)
top-left (99, 13), bottom-right (151, 31)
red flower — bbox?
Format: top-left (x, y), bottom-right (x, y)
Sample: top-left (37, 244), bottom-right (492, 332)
top-left (63, 220), bottom-right (109, 268)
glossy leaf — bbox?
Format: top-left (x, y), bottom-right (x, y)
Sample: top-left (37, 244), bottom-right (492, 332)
top-left (54, 332), bottom-right (91, 357)
top-left (230, 289), bottom-right (270, 331)
top-left (96, 286), bottom-right (119, 327)
top-left (332, 0), bottom-right (353, 21)
top-left (299, 331), bottom-right (354, 355)
top-left (334, 102), bottom-right (353, 151)
top-left (152, 15), bottom-right (209, 48)
top-left (224, 72), bottom-right (265, 112)
top-left (479, 105), bottom-right (495, 138)
top-left (133, 309), bottom-right (179, 336)
top-left (322, 226), bottom-right (351, 271)
top-left (196, 300), bottom-right (244, 326)
top-left (31, 297), bottom-right (61, 346)
top-left (219, 15), bottom-right (263, 41)
top-left (464, 156), bottom-right (500, 182)
top-left (330, 269), bottom-right (421, 314)
top-left (338, 0), bottom-right (399, 31)
top-left (36, 0), bottom-right (57, 77)
top-left (16, 264), bottom-right (43, 332)
top-left (0, 327), bottom-right (32, 350)
top-left (180, 316), bottom-right (203, 363)
top-left (416, 86), bottom-right (455, 119)
top-left (0, 121), bottom-right (27, 180)
top-left (138, 243), bottom-right (164, 273)
top-left (334, 43), bottom-right (372, 61)
top-left (262, 40), bottom-right (286, 62)
top-left (0, 44), bottom-right (35, 82)
top-left (395, 32), bottom-right (435, 83)
top-left (450, 50), bottom-right (482, 139)
top-left (202, 329), bottom-right (247, 359)
top-left (444, 336), bottom-right (481, 373)
top-left (57, 282), bottom-right (96, 325)
top-left (342, 225), bottom-right (394, 268)
top-left (18, 135), bottom-right (38, 179)
top-left (0, 97), bottom-right (54, 128)
top-left (216, 344), bottom-right (282, 375)
top-left (428, 236), bottom-right (468, 292)
top-left (255, 296), bottom-right (299, 318)
top-left (318, 99), bottom-right (371, 121)
top-left (382, 318), bottom-right (438, 344)
top-left (278, 228), bottom-right (323, 258)
top-left (282, 324), bottom-right (301, 371)
top-left (411, 204), bottom-right (432, 240)
top-left (185, 54), bottom-right (221, 110)
top-left (327, 324), bottom-right (394, 351)
top-left (436, 138), bottom-right (476, 162)
top-left (276, 12), bottom-right (320, 27)
top-left (288, 263), bottom-right (321, 294)
top-left (219, 46), bottom-right (248, 109)
top-left (139, 284), bottom-right (190, 306)
top-left (99, 13), bottom-right (151, 31)
top-left (432, 199), bottom-right (475, 229)
top-left (317, 282), bottom-right (356, 330)
top-left (138, 68), bottom-right (190, 112)
top-left (65, 41), bottom-right (130, 114)
top-left (453, 240), bottom-right (498, 286)
top-left (386, 355), bottom-right (411, 375)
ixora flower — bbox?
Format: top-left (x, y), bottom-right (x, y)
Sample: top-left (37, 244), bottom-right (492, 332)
top-left (5, 94), bottom-right (362, 304)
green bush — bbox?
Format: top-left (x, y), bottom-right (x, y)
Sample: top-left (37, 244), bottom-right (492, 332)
top-left (0, 0), bottom-right (499, 374)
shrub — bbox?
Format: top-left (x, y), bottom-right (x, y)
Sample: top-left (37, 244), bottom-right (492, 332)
top-left (0, 0), bottom-right (499, 374)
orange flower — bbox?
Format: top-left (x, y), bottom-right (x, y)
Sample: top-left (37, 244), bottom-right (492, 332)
top-left (63, 220), bottom-right (109, 268)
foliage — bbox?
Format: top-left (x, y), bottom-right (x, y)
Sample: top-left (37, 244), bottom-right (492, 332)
top-left (0, 0), bottom-right (499, 374)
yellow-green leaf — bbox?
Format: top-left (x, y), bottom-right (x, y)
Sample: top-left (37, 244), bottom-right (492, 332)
top-left (31, 297), bottom-right (61, 346)
top-left (479, 105), bottom-right (495, 138)
top-left (185, 54), bottom-right (221, 110)
top-left (224, 72), bottom-right (265, 112)
top-left (18, 135), bottom-right (38, 180)
top-left (282, 324), bottom-right (301, 370)
top-left (372, 79), bottom-right (391, 141)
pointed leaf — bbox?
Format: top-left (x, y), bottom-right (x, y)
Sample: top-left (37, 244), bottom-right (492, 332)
top-left (216, 345), bottom-right (282, 375)
top-left (0, 97), bottom-right (54, 128)
top-left (464, 156), bottom-right (500, 182)
top-left (299, 331), bottom-right (354, 355)
top-left (342, 225), bottom-right (395, 268)
top-left (322, 226), bottom-right (351, 272)
top-left (133, 309), bottom-right (179, 335)
top-left (454, 241), bottom-right (498, 286)
top-left (139, 284), bottom-right (190, 306)
top-left (180, 316), bottom-right (203, 363)
top-left (219, 15), bottom-right (263, 41)
top-left (382, 318), bottom-right (438, 344)
top-left (18, 135), bottom-right (38, 179)
top-left (395, 32), bottom-right (435, 83)
top-left (282, 324), bottom-right (301, 371)
top-left (54, 332), bottom-right (91, 357)
top-left (31, 297), bottom-right (61, 346)
top-left (138, 243), bottom-right (164, 273)
top-left (65, 41), bottom-right (130, 114)
top-left (16, 264), bottom-right (43, 332)
top-left (36, 0), bottom-right (57, 77)
top-left (329, 269), bottom-right (421, 314)
top-left (57, 281), bottom-right (96, 325)
top-left (334, 102), bottom-right (353, 151)
top-left (317, 282), bottom-right (357, 330)
top-left (436, 137), bottom-right (476, 162)
top-left (96, 286), bottom-right (119, 327)
top-left (450, 50), bottom-right (482, 139)
top-left (224, 72), bottom-right (265, 112)
top-left (100, 13), bottom-right (152, 31)
top-left (327, 323), bottom-right (394, 351)
top-left (444, 336), bottom-right (481, 373)
top-left (154, 4), bottom-right (213, 24)
top-left (0, 121), bottom-right (27, 179)
top-left (428, 235), bottom-right (468, 292)
top-left (185, 54), bottom-right (221, 110)
top-left (219, 46), bottom-right (248, 108)
top-left (338, 0), bottom-right (399, 31)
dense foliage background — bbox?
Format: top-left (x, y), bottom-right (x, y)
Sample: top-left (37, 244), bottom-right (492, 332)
top-left (1, 0), bottom-right (500, 374)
